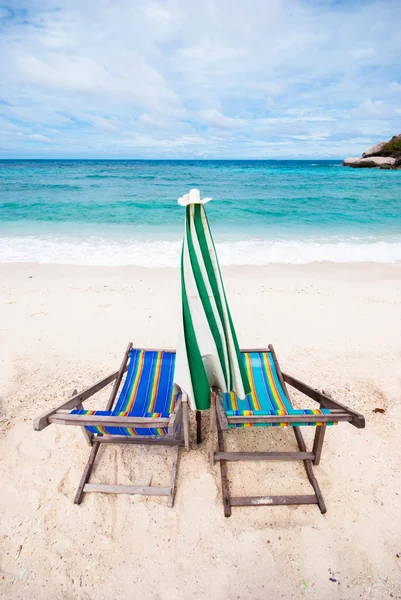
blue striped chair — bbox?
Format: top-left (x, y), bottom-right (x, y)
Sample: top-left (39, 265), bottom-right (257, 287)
top-left (34, 343), bottom-right (198, 506)
top-left (211, 345), bottom-right (365, 516)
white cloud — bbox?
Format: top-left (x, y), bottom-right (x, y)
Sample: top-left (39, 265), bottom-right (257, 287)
top-left (199, 109), bottom-right (244, 130)
top-left (26, 133), bottom-right (51, 142)
top-left (351, 99), bottom-right (401, 120)
top-left (82, 115), bottom-right (120, 133)
top-left (0, 0), bottom-right (400, 157)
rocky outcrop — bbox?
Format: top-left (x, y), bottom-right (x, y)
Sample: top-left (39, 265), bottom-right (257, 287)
top-left (343, 134), bottom-right (401, 169)
top-left (362, 142), bottom-right (387, 158)
top-left (343, 156), bottom-right (396, 169)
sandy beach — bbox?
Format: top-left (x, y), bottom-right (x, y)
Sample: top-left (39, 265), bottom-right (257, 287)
top-left (1, 261), bottom-right (400, 599)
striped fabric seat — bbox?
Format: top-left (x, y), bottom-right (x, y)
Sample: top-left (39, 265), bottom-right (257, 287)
top-left (223, 352), bottom-right (336, 427)
top-left (72, 349), bottom-right (179, 436)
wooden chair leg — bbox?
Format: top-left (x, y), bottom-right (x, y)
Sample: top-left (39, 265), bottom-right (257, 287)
top-left (196, 411), bottom-right (202, 444)
top-left (217, 418), bottom-right (231, 517)
top-left (74, 440), bottom-right (181, 507)
top-left (74, 442), bottom-right (100, 504)
top-left (293, 427), bottom-right (327, 514)
top-left (312, 425), bottom-right (326, 466)
top-left (167, 446), bottom-right (180, 507)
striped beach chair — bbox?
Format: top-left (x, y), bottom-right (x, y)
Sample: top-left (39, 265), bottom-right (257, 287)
top-left (34, 344), bottom-right (199, 506)
top-left (211, 345), bottom-right (365, 516)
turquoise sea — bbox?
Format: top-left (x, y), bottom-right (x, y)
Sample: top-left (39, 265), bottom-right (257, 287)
top-left (0, 159), bottom-right (400, 266)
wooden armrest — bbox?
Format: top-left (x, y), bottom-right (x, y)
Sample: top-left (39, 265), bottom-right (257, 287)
top-left (33, 369), bottom-right (123, 432)
top-left (282, 372), bottom-right (365, 429)
top-left (48, 413), bottom-right (170, 427)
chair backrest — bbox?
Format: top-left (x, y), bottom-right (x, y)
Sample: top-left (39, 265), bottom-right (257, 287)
top-left (113, 349), bottom-right (176, 416)
top-left (224, 351), bottom-right (292, 413)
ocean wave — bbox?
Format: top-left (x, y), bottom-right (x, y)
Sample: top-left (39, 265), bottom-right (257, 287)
top-left (85, 174), bottom-right (157, 180)
top-left (1, 236), bottom-right (401, 267)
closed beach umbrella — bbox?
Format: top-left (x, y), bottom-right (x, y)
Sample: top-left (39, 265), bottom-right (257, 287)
top-left (175, 189), bottom-right (250, 411)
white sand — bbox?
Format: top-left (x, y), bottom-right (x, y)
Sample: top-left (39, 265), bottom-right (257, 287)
top-left (0, 262), bottom-right (400, 599)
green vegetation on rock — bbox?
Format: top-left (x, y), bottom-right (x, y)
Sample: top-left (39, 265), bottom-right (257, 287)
top-left (382, 138), bottom-right (401, 155)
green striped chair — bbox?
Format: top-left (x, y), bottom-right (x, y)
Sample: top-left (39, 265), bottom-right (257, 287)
top-left (211, 345), bottom-right (365, 516)
top-left (34, 344), bottom-right (199, 506)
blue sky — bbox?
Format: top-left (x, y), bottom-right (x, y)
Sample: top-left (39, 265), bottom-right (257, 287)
top-left (0, 0), bottom-right (400, 158)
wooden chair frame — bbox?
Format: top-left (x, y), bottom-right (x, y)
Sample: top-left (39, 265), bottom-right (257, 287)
top-left (210, 344), bottom-right (365, 517)
top-left (34, 343), bottom-right (202, 507)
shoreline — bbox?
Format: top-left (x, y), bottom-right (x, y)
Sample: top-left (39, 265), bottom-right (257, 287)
top-left (2, 230), bottom-right (401, 268)
top-left (2, 259), bottom-right (401, 275)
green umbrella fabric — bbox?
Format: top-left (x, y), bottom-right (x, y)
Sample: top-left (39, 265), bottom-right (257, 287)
top-left (175, 189), bottom-right (250, 410)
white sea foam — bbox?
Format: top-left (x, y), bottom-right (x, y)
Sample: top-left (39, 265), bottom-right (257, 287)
top-left (1, 235), bottom-right (401, 267)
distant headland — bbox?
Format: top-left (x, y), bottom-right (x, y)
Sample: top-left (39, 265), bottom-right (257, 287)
top-left (343, 134), bottom-right (401, 170)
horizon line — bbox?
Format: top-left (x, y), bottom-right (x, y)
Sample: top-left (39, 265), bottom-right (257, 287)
top-left (0, 157), bottom-right (346, 161)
